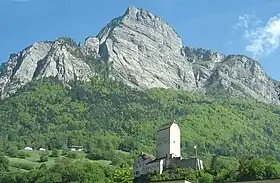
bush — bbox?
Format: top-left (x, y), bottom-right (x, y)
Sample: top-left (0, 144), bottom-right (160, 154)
top-left (62, 149), bottom-right (69, 156)
top-left (18, 151), bottom-right (30, 159)
top-left (6, 147), bottom-right (18, 157)
top-left (0, 153), bottom-right (9, 172)
top-left (86, 153), bottom-right (101, 160)
top-left (50, 149), bottom-right (60, 157)
top-left (102, 150), bottom-right (115, 161)
top-left (111, 155), bottom-right (123, 166)
top-left (40, 155), bottom-right (48, 162)
top-left (67, 152), bottom-right (78, 159)
top-left (39, 151), bottom-right (49, 156)
top-left (55, 157), bottom-right (72, 165)
top-left (12, 163), bottom-right (34, 170)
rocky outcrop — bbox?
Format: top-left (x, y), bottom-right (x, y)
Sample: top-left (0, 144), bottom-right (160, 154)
top-left (33, 37), bottom-right (92, 82)
top-left (184, 46), bottom-right (280, 104)
top-left (204, 55), bottom-right (280, 105)
top-left (184, 47), bottom-right (225, 88)
top-left (0, 38), bottom-right (93, 98)
top-left (0, 41), bottom-right (53, 98)
top-left (97, 6), bottom-right (196, 90)
top-left (0, 6), bottom-right (279, 105)
top-left (82, 37), bottom-right (100, 56)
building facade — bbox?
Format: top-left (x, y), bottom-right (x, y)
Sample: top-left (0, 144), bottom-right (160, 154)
top-left (133, 121), bottom-right (203, 178)
top-left (156, 122), bottom-right (181, 159)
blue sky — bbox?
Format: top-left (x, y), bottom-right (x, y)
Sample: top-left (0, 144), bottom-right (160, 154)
top-left (1, 0), bottom-right (280, 79)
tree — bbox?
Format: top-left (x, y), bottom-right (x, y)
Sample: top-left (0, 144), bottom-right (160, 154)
top-left (51, 149), bottom-right (60, 157)
top-left (111, 155), bottom-right (123, 166)
top-left (18, 151), bottom-right (30, 159)
top-left (198, 172), bottom-right (214, 183)
top-left (0, 153), bottom-right (9, 172)
top-left (113, 168), bottom-right (133, 183)
top-left (6, 147), bottom-right (18, 157)
top-left (237, 156), bottom-right (266, 181)
top-left (40, 155), bottom-right (48, 162)
top-left (67, 152), bottom-right (78, 159)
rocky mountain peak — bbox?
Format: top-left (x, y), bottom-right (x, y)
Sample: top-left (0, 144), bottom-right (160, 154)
top-left (97, 6), bottom-right (195, 90)
top-left (0, 6), bottom-right (279, 105)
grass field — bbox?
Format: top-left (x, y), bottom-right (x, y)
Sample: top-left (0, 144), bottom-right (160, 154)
top-left (5, 150), bottom-right (112, 172)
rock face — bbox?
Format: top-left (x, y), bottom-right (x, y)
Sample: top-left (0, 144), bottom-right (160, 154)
top-left (0, 38), bottom-right (93, 98)
top-left (82, 37), bottom-right (100, 56)
top-left (184, 47), bottom-right (280, 105)
top-left (0, 6), bottom-right (279, 105)
top-left (97, 7), bottom-right (196, 90)
top-left (205, 55), bottom-right (280, 104)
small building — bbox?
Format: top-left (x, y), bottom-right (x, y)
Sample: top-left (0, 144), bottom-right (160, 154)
top-left (69, 146), bottom-right (83, 151)
top-left (24, 147), bottom-right (33, 151)
top-left (39, 148), bottom-right (46, 151)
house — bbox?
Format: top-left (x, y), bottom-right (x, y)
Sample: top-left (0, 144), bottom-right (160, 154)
top-left (133, 121), bottom-right (203, 178)
top-left (69, 146), bottom-right (83, 151)
top-left (24, 147), bottom-right (33, 151)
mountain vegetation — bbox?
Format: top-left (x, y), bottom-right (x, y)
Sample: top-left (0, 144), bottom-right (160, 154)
top-left (0, 73), bottom-right (280, 182)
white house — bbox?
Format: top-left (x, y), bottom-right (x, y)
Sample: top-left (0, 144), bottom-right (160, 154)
top-left (24, 147), bottom-right (33, 151)
top-left (133, 120), bottom-right (204, 178)
top-left (69, 146), bottom-right (83, 151)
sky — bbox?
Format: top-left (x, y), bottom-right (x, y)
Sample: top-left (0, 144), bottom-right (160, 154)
top-left (1, 0), bottom-right (280, 79)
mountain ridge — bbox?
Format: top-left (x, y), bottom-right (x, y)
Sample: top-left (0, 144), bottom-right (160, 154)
top-left (0, 6), bottom-right (279, 105)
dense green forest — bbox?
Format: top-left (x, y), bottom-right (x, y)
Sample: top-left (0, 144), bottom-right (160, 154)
top-left (1, 76), bottom-right (280, 158)
top-left (0, 74), bottom-right (280, 182)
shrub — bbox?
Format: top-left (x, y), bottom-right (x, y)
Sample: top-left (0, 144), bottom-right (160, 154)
top-left (50, 149), bottom-right (60, 157)
top-left (67, 152), bottom-right (78, 159)
top-left (62, 149), bottom-right (69, 156)
top-left (18, 151), bottom-right (30, 159)
top-left (40, 155), bottom-right (48, 162)
top-left (6, 147), bottom-right (18, 157)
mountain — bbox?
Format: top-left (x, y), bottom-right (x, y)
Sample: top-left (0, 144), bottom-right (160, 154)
top-left (0, 6), bottom-right (279, 105)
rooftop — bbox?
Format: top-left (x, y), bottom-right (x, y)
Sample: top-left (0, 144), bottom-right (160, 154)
top-left (137, 152), bottom-right (155, 161)
top-left (157, 120), bottom-right (179, 131)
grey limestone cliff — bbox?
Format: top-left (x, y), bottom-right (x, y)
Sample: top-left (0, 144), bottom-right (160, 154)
top-left (0, 6), bottom-right (279, 105)
top-left (0, 38), bottom-right (93, 98)
top-left (184, 47), bottom-right (280, 105)
top-left (97, 6), bottom-right (196, 90)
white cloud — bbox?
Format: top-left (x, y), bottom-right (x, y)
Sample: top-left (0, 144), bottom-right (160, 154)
top-left (233, 13), bottom-right (280, 59)
top-left (232, 13), bottom-right (262, 30)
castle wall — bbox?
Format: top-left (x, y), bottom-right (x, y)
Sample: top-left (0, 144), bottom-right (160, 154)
top-left (133, 156), bottom-right (154, 177)
top-left (180, 158), bottom-right (204, 170)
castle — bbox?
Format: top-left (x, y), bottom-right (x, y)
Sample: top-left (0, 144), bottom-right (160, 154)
top-left (133, 121), bottom-right (204, 178)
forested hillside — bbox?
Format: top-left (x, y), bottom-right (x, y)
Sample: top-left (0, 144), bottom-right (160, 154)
top-left (0, 76), bottom-right (280, 159)
top-left (0, 76), bottom-right (280, 182)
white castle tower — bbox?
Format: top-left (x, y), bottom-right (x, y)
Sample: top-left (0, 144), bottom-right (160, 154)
top-left (156, 120), bottom-right (181, 159)
top-left (133, 120), bottom-right (203, 178)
